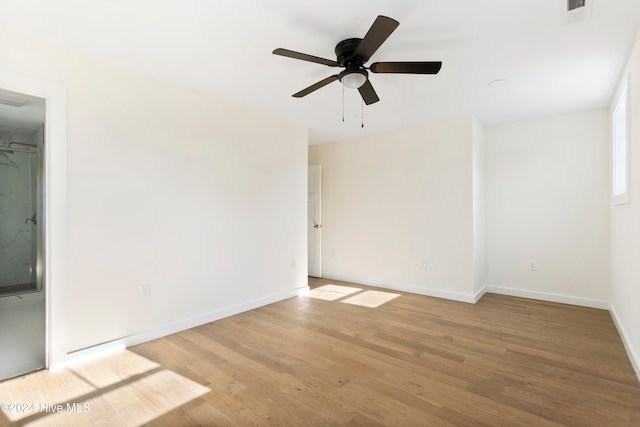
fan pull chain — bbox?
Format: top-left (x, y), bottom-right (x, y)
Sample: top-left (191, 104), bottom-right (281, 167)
top-left (361, 98), bottom-right (364, 128)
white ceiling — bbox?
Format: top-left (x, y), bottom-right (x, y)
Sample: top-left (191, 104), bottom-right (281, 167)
top-left (1, 0), bottom-right (639, 144)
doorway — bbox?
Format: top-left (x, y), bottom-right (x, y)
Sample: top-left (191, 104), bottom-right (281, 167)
top-left (308, 164), bottom-right (322, 277)
top-left (0, 88), bottom-right (46, 380)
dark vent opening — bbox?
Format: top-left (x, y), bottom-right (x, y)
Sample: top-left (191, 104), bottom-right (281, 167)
top-left (568, 0), bottom-right (586, 11)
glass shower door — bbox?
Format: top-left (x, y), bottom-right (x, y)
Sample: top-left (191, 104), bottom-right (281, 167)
top-left (0, 146), bottom-right (40, 297)
top-left (0, 93), bottom-right (46, 381)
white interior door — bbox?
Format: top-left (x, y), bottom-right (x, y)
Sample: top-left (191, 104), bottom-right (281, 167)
top-left (308, 165), bottom-right (321, 277)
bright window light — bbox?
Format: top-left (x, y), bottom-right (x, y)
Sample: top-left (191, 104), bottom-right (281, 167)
top-left (613, 81), bottom-right (629, 204)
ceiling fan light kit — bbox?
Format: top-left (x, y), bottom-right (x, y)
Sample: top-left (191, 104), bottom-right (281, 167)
top-left (273, 15), bottom-right (442, 109)
top-left (340, 70), bottom-right (367, 89)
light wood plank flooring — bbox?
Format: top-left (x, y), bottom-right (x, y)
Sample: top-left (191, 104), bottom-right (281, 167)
top-left (1, 277), bottom-right (639, 426)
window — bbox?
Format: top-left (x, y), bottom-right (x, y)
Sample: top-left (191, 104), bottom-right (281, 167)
top-left (613, 79), bottom-right (629, 205)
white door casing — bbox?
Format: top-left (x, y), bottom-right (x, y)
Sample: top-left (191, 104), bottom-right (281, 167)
top-left (308, 165), bottom-right (321, 277)
top-left (0, 71), bottom-right (68, 371)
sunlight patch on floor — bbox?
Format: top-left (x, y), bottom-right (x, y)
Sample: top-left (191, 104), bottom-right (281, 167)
top-left (341, 290), bottom-right (401, 308)
top-left (68, 349), bottom-right (159, 388)
top-left (308, 284), bottom-right (362, 301)
top-left (0, 369), bottom-right (95, 422)
top-left (0, 350), bottom-right (210, 425)
top-left (100, 369), bottom-right (210, 426)
top-left (305, 284), bottom-right (401, 308)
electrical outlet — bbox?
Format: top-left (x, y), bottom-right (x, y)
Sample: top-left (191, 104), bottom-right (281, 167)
top-left (140, 284), bottom-right (151, 300)
top-left (529, 260), bottom-right (537, 271)
top-left (291, 258), bottom-right (297, 269)
top-left (421, 260), bottom-right (428, 269)
top-left (330, 248), bottom-right (336, 259)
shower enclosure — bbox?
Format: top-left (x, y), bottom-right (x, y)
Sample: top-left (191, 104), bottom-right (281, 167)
top-left (0, 129), bottom-right (43, 297)
top-left (0, 89), bottom-right (47, 381)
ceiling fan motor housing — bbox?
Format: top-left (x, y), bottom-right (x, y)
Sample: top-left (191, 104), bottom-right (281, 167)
top-left (335, 38), bottom-right (364, 67)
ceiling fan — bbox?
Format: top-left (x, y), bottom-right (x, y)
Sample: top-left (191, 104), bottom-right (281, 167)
top-left (273, 15), bottom-right (442, 105)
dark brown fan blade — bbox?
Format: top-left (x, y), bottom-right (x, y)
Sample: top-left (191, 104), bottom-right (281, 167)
top-left (354, 16), bottom-right (399, 62)
top-left (358, 79), bottom-right (380, 105)
top-left (273, 48), bottom-right (339, 67)
top-left (370, 61), bottom-right (442, 74)
top-left (292, 75), bottom-right (340, 98)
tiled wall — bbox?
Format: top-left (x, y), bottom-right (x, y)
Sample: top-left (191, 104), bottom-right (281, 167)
top-left (0, 129), bottom-right (36, 289)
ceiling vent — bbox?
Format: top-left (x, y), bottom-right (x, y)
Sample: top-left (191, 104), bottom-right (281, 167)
top-left (560, 0), bottom-right (593, 24)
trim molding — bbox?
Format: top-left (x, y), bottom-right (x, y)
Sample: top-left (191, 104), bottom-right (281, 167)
top-left (480, 285), bottom-right (639, 382)
top-left (481, 285), bottom-right (610, 309)
top-left (609, 303), bottom-right (640, 382)
top-left (319, 277), bottom-right (610, 308)
top-left (65, 286), bottom-right (308, 366)
top-left (321, 273), bottom-right (478, 304)
top-left (63, 278), bottom-right (640, 384)
top-left (0, 71), bottom-right (69, 371)
top-left (473, 286), bottom-right (488, 303)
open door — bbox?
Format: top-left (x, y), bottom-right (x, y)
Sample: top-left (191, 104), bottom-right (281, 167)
top-left (308, 165), bottom-right (321, 277)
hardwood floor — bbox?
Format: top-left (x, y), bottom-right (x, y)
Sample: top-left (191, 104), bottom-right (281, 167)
top-left (1, 277), bottom-right (639, 426)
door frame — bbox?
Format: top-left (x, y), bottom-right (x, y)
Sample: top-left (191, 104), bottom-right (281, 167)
top-left (308, 164), bottom-right (322, 278)
top-left (0, 72), bottom-right (68, 370)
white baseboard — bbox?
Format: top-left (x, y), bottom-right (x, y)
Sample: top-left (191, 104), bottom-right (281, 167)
top-left (389, 283), bottom-right (477, 304)
top-left (319, 275), bottom-right (610, 309)
top-left (479, 285), bottom-right (639, 383)
top-left (318, 273), bottom-right (386, 288)
top-left (320, 273), bottom-right (478, 303)
top-left (473, 286), bottom-right (488, 303)
top-left (65, 285), bottom-right (308, 366)
top-left (609, 303), bottom-right (640, 383)
top-left (481, 285), bottom-right (610, 310)
top-left (64, 277), bottom-right (640, 384)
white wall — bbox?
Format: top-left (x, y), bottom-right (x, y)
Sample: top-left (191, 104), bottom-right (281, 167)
top-left (309, 117), bottom-right (482, 301)
top-left (0, 30), bottom-right (308, 354)
top-left (610, 30), bottom-right (640, 378)
top-left (472, 117), bottom-right (486, 293)
top-left (485, 110), bottom-right (610, 304)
